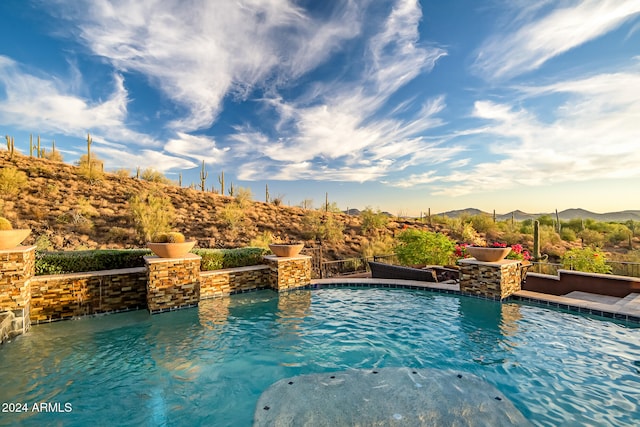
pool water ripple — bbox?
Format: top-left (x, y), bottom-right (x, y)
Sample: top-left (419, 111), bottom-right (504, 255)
top-left (0, 287), bottom-right (638, 426)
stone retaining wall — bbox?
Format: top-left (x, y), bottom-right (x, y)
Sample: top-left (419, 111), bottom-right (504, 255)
top-left (459, 259), bottom-right (522, 300)
top-left (1, 251), bottom-right (314, 338)
top-left (145, 254), bottom-right (201, 313)
top-left (263, 255), bottom-right (312, 291)
top-left (200, 265), bottom-right (270, 298)
top-left (0, 246), bottom-right (35, 334)
top-left (30, 268), bottom-right (147, 322)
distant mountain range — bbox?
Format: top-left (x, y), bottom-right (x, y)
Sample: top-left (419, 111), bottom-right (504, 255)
top-left (435, 208), bottom-right (640, 223)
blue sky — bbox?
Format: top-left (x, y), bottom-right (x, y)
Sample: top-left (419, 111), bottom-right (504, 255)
top-left (1, 0), bottom-right (639, 216)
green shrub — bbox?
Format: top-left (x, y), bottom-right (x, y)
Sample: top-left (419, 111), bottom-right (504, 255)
top-left (578, 229), bottom-right (605, 247)
top-left (249, 231), bottom-right (274, 249)
top-left (193, 247), bottom-right (269, 271)
top-left (0, 166), bottom-right (28, 196)
top-left (35, 249), bottom-right (151, 275)
top-left (35, 235), bottom-right (53, 251)
top-left (301, 210), bottom-right (344, 243)
top-left (77, 154), bottom-right (104, 180)
top-left (129, 192), bottom-right (175, 242)
top-left (469, 214), bottom-right (497, 234)
top-left (561, 247), bottom-right (612, 274)
top-left (234, 186), bottom-right (253, 207)
top-left (219, 204), bottom-right (246, 230)
top-left (114, 168), bottom-right (131, 178)
top-left (560, 228), bottom-right (578, 242)
top-left (44, 149), bottom-right (64, 162)
top-left (394, 229), bottom-right (456, 266)
top-left (360, 207), bottom-right (388, 235)
top-left (361, 235), bottom-right (395, 258)
top-left (140, 168), bottom-right (170, 184)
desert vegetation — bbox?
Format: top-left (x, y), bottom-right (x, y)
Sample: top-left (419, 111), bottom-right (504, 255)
top-left (1, 146), bottom-right (639, 273)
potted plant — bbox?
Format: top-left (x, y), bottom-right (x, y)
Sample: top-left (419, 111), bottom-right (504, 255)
top-left (268, 241), bottom-right (305, 257)
top-left (0, 217), bottom-right (31, 250)
top-left (457, 242), bottom-right (532, 263)
top-left (268, 209), bottom-right (304, 257)
top-left (147, 231), bottom-right (196, 258)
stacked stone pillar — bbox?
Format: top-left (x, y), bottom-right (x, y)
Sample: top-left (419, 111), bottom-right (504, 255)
top-left (0, 246), bottom-right (36, 342)
top-left (144, 254), bottom-right (201, 313)
top-left (263, 255), bottom-right (312, 292)
top-left (458, 258), bottom-right (523, 300)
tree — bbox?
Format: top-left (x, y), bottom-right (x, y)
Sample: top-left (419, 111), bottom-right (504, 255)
top-left (394, 229), bottom-right (456, 266)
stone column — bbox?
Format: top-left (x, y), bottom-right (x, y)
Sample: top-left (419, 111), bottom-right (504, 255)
top-left (458, 258), bottom-right (522, 300)
top-left (0, 245), bottom-right (36, 342)
top-left (263, 255), bottom-right (312, 292)
top-left (144, 254), bottom-right (201, 313)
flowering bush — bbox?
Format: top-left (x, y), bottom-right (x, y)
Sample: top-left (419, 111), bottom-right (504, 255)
top-left (455, 243), bottom-right (470, 258)
top-left (455, 242), bottom-right (531, 261)
top-left (561, 247), bottom-right (611, 274)
top-left (506, 243), bottom-right (532, 261)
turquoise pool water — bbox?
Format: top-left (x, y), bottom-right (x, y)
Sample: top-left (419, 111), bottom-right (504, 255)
top-left (0, 288), bottom-right (639, 426)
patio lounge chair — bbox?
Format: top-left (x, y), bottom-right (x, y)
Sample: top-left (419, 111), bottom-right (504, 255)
top-left (368, 261), bottom-right (438, 282)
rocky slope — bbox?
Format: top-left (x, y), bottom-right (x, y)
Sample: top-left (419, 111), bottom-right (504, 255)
top-left (0, 151), bottom-right (434, 259)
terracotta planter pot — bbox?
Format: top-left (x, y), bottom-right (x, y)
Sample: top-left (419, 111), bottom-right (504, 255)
top-left (0, 229), bottom-right (31, 250)
top-left (147, 240), bottom-right (196, 258)
top-left (269, 244), bottom-right (304, 257)
top-left (466, 246), bottom-right (511, 262)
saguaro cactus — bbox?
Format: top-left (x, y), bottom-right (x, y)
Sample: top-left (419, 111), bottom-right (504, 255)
top-left (86, 133), bottom-right (93, 176)
top-left (265, 183), bottom-right (270, 203)
top-left (200, 160), bottom-right (208, 191)
top-left (178, 172), bottom-right (182, 187)
top-left (37, 135), bottom-right (41, 158)
top-left (29, 134), bottom-right (33, 157)
top-left (533, 220), bottom-right (541, 261)
top-left (5, 135), bottom-right (14, 158)
top-left (218, 171), bottom-right (224, 195)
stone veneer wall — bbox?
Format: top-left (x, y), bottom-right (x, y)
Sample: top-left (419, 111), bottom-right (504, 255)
top-left (263, 255), bottom-right (312, 291)
top-left (30, 268), bottom-right (147, 322)
top-left (145, 254), bottom-right (201, 313)
top-left (459, 259), bottom-right (522, 300)
top-left (0, 246), bottom-right (35, 338)
top-left (1, 251), bottom-right (313, 340)
top-left (200, 265), bottom-right (270, 299)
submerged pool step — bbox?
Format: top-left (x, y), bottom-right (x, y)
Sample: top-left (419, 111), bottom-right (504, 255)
top-left (615, 293), bottom-right (640, 309)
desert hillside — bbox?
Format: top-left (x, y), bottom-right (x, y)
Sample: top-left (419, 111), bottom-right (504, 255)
top-left (0, 151), bottom-right (436, 259)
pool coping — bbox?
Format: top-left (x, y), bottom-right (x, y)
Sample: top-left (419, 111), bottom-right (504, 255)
top-left (311, 278), bottom-right (640, 325)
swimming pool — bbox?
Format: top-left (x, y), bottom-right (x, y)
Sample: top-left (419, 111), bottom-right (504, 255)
top-left (0, 288), bottom-right (638, 426)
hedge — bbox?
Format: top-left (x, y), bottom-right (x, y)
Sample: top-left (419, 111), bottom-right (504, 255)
top-left (34, 247), bottom-right (270, 275)
top-left (193, 247), bottom-right (269, 271)
top-left (35, 249), bottom-right (152, 275)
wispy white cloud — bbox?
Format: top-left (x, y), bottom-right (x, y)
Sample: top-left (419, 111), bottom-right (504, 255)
top-left (424, 68), bottom-right (640, 196)
top-left (473, 0), bottom-right (640, 80)
top-left (0, 56), bottom-right (120, 132)
top-left (232, 0), bottom-right (451, 182)
top-left (165, 133), bottom-right (229, 164)
top-left (94, 144), bottom-right (196, 172)
top-left (57, 0), bottom-right (364, 132)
